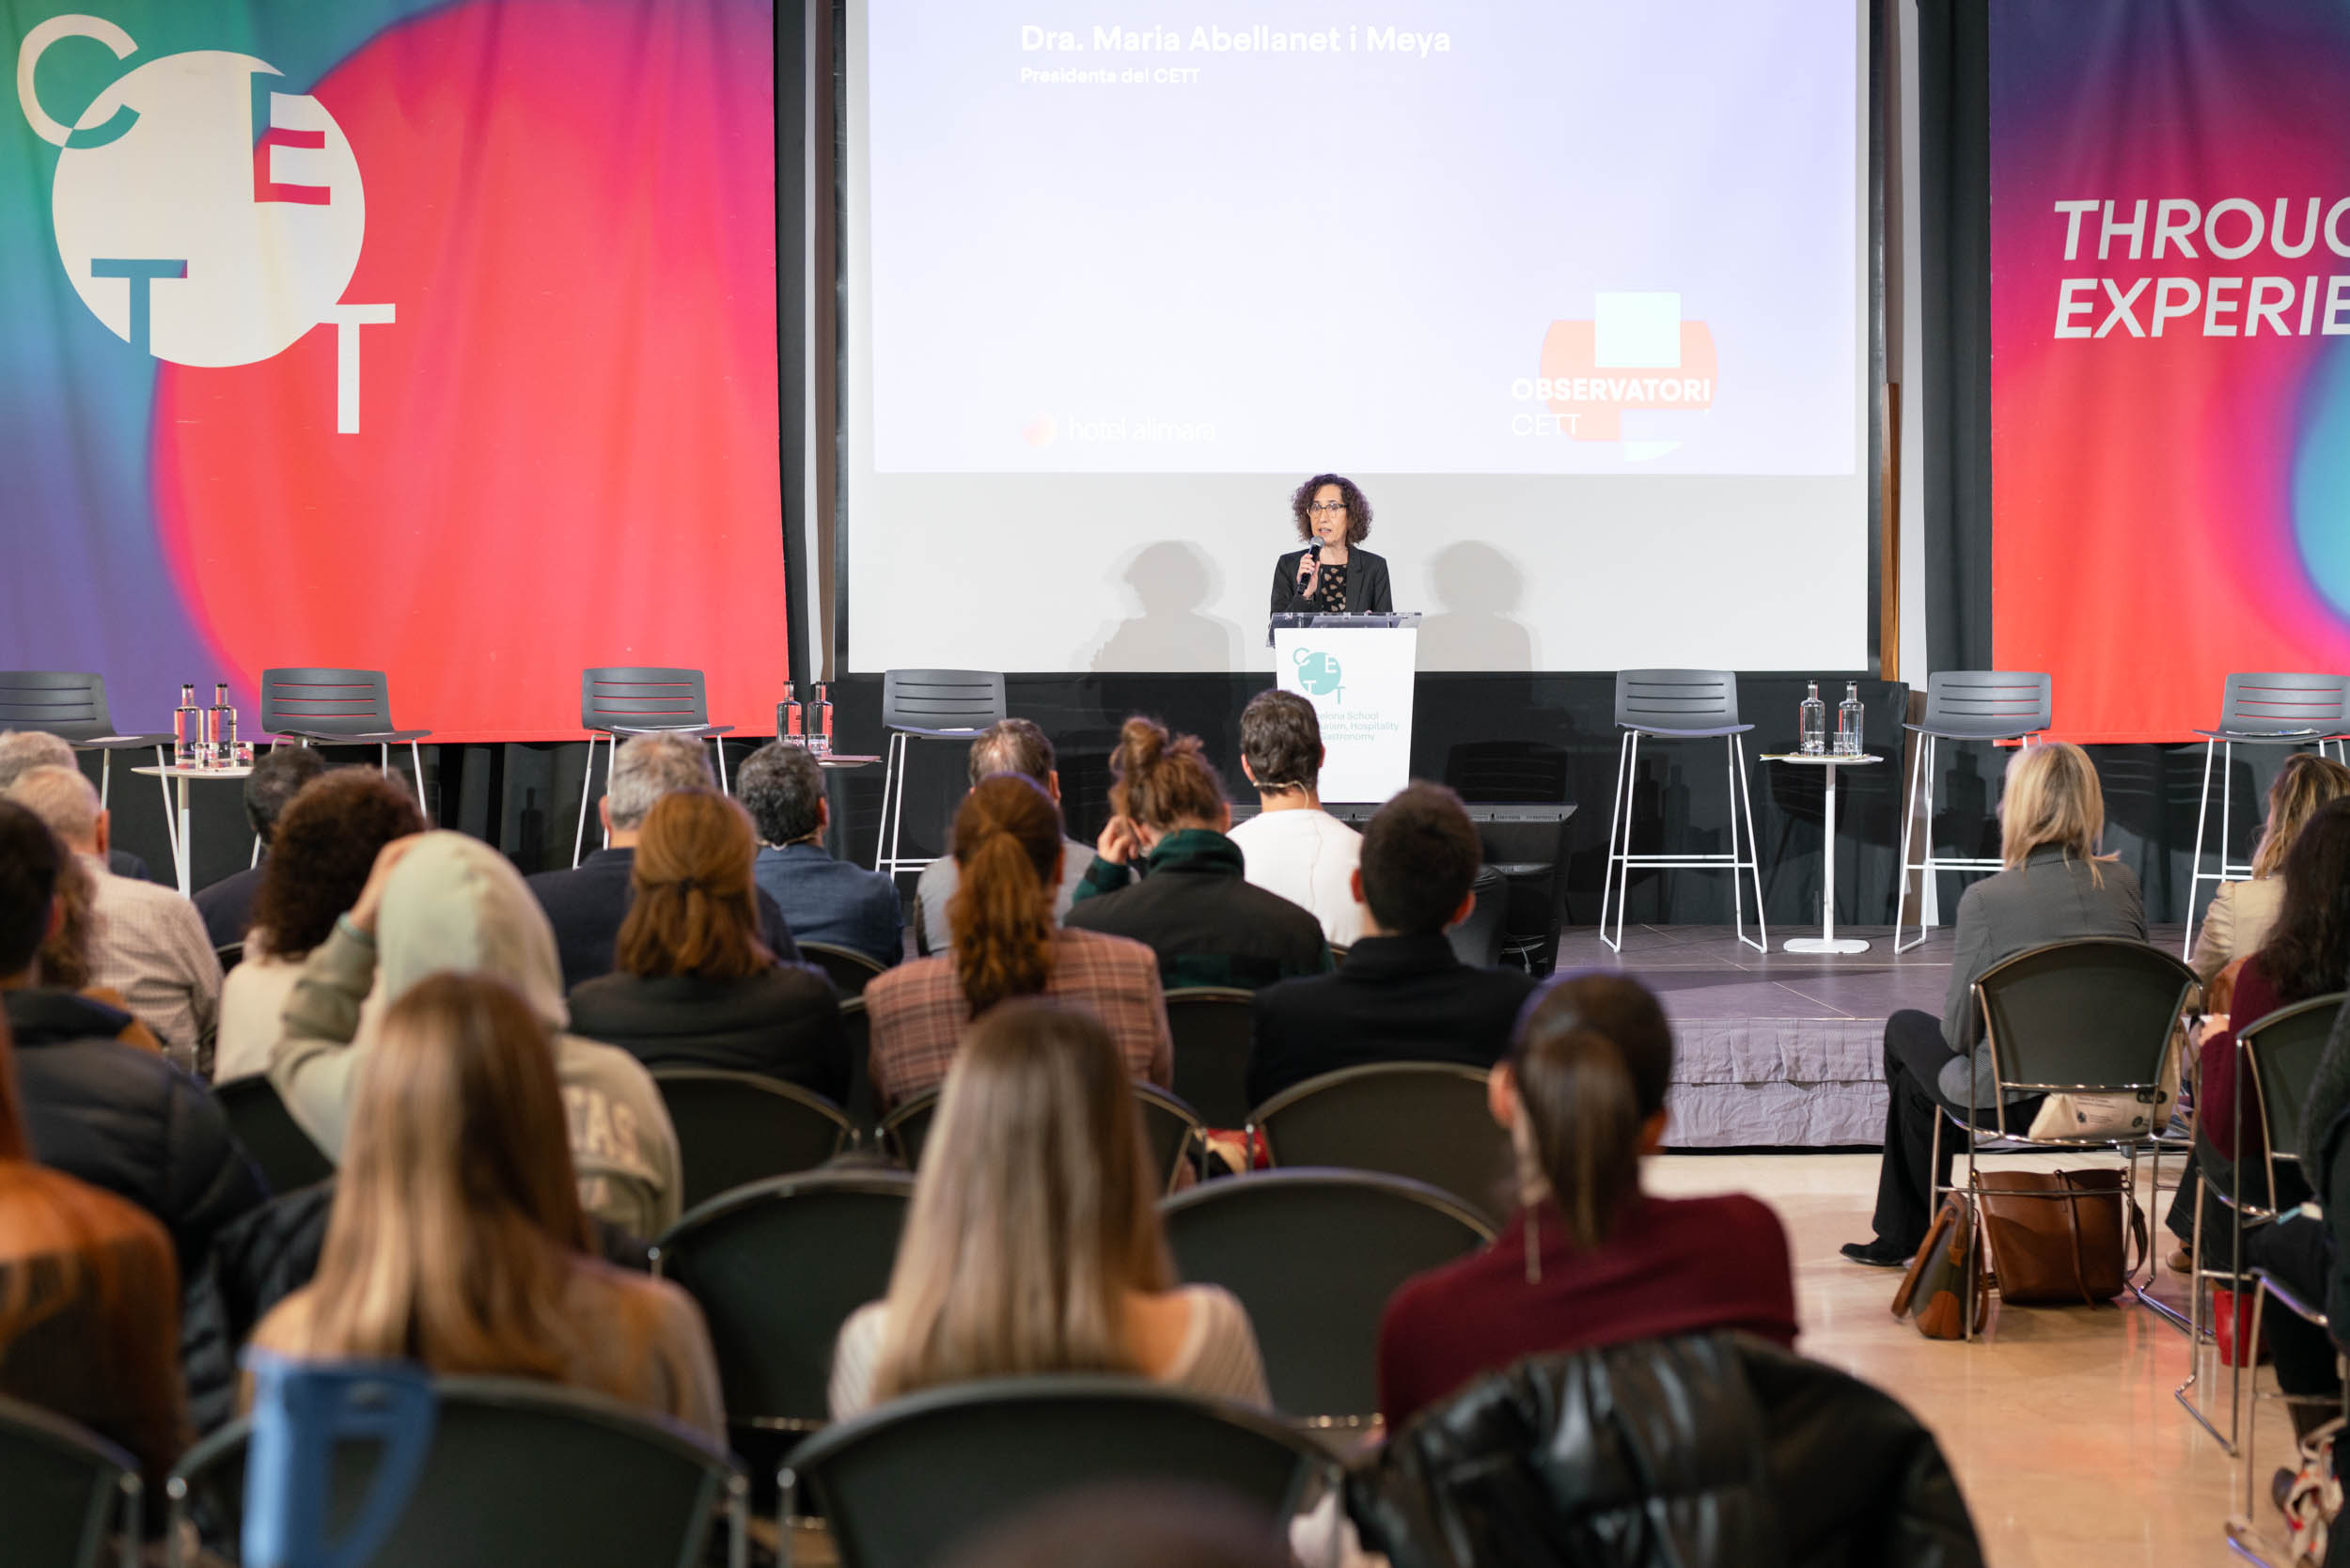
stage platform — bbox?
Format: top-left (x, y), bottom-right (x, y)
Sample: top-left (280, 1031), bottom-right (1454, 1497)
top-left (1554, 923), bottom-right (2188, 1149)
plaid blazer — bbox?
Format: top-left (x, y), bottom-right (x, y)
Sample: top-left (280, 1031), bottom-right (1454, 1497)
top-left (865, 928), bottom-right (1172, 1108)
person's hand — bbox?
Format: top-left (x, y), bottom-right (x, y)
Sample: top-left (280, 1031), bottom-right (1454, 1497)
top-left (348, 835), bottom-right (424, 933)
top-left (1295, 555), bottom-right (1318, 597)
top-left (1095, 816), bottom-right (1143, 866)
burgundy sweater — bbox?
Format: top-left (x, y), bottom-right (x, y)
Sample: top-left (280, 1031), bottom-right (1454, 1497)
top-left (1376, 1192), bottom-right (1798, 1434)
top-left (2200, 956), bottom-right (2287, 1164)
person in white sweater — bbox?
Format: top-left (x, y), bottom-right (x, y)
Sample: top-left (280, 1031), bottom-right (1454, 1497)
top-left (1225, 690), bottom-right (1364, 949)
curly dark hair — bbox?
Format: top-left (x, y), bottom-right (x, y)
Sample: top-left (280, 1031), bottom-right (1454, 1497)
top-left (249, 768), bottom-right (426, 959)
top-left (1290, 473), bottom-right (1371, 545)
top-left (2260, 797), bottom-right (2350, 1000)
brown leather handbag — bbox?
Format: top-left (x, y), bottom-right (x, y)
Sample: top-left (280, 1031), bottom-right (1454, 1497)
top-left (1975, 1169), bottom-right (2147, 1305)
top-left (1891, 1196), bottom-right (1990, 1340)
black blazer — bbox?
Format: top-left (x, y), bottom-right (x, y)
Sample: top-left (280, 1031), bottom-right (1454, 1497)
top-left (1273, 547), bottom-right (1392, 616)
top-left (567, 966), bottom-right (847, 1103)
top-left (1246, 932), bottom-right (1535, 1107)
top-left (526, 847), bottom-right (802, 992)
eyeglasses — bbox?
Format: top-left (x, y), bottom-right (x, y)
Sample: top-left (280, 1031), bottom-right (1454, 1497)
top-left (1308, 501), bottom-right (1348, 514)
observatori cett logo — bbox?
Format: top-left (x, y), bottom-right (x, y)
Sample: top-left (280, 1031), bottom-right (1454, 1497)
top-left (16, 13), bottom-right (394, 432)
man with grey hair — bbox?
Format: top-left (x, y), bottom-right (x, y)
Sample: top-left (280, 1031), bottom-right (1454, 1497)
top-left (738, 742), bottom-right (901, 968)
top-left (526, 731), bottom-right (802, 989)
top-left (0, 730), bottom-right (152, 884)
top-left (4, 762), bottom-right (220, 1064)
top-left (912, 718), bottom-right (1093, 956)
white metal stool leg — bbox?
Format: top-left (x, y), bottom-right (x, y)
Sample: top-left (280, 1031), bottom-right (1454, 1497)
top-left (1598, 729), bottom-right (1633, 949)
top-left (572, 732), bottom-right (602, 868)
top-left (1611, 731), bottom-right (1642, 951)
top-left (1733, 734), bottom-right (1766, 952)
top-left (713, 736), bottom-right (730, 795)
top-left (1895, 735), bottom-right (1927, 952)
top-left (409, 740), bottom-right (428, 815)
top-left (874, 731), bottom-right (911, 875)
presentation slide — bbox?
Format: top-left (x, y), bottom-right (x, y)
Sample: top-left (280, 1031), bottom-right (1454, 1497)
top-left (844, 0), bottom-right (1869, 673)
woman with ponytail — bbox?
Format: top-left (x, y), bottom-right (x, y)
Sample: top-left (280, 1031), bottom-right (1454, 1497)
top-left (1066, 716), bottom-right (1330, 990)
top-left (1375, 973), bottom-right (1795, 1431)
top-left (866, 776), bottom-right (1171, 1108)
top-left (569, 790), bottom-right (845, 1099)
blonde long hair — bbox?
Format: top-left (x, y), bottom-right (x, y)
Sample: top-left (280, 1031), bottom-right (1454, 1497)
top-left (2251, 753), bottom-right (2350, 879)
top-left (1999, 741), bottom-right (2115, 884)
top-left (284, 972), bottom-right (595, 1375)
top-left (870, 1001), bottom-right (1170, 1403)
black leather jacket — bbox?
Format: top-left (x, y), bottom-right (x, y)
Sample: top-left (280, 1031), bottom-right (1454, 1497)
top-left (1349, 1332), bottom-right (1982, 1568)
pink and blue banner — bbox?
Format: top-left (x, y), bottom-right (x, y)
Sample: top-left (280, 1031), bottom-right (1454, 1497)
top-left (1993, 0), bottom-right (2350, 742)
top-left (4, 0), bottom-right (786, 740)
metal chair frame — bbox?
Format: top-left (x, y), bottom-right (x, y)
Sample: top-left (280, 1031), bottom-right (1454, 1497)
top-left (798, 941), bottom-right (887, 997)
top-left (164, 1376), bottom-right (746, 1568)
top-left (1163, 985), bottom-right (1258, 1137)
top-left (1249, 1061), bottom-right (1508, 1225)
top-left (1597, 670), bottom-right (1764, 953)
top-left (572, 666), bottom-right (735, 867)
top-left (872, 671), bottom-right (1006, 881)
top-left (2231, 1266), bottom-right (2350, 1560)
top-left (1923, 940), bottom-right (2196, 1348)
top-left (650, 1069), bottom-right (858, 1213)
top-left (879, 1082), bottom-right (1203, 1193)
top-left (2185, 674), bottom-right (2350, 959)
top-left (1894, 671), bottom-right (2052, 953)
top-left (259, 667), bottom-right (431, 813)
top-left (0, 1392), bottom-right (142, 1568)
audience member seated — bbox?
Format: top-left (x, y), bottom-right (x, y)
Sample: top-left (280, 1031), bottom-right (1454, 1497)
top-left (1247, 782), bottom-right (1534, 1107)
top-left (867, 776), bottom-right (1168, 1109)
top-left (830, 1000), bottom-right (1265, 1419)
top-left (193, 744), bottom-right (327, 950)
top-left (213, 769), bottom-right (424, 1082)
top-left (738, 741), bottom-right (902, 968)
top-left (1065, 716), bottom-right (1329, 990)
top-left (568, 789), bottom-right (846, 1098)
top-left (1375, 973), bottom-right (1796, 1432)
top-left (0, 729), bottom-right (149, 884)
top-left (526, 732), bottom-right (799, 989)
top-left (2182, 802), bottom-right (2350, 1294)
top-left (2190, 753), bottom-right (2350, 988)
top-left (1844, 742), bottom-right (2145, 1268)
top-left (914, 719), bottom-right (1094, 955)
top-left (0, 800), bottom-right (263, 1278)
top-left (6, 764), bottom-right (219, 1067)
top-left (0, 1011), bottom-right (190, 1514)
top-left (2257, 996), bottom-right (2350, 1450)
top-left (1226, 690), bottom-right (1364, 949)
top-left (251, 972), bottom-right (722, 1441)
top-left (33, 842), bottom-right (163, 1054)
top-left (271, 831), bottom-right (684, 1239)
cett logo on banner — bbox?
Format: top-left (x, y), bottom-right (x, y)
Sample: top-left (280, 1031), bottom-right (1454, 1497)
top-left (15, 13), bottom-right (393, 431)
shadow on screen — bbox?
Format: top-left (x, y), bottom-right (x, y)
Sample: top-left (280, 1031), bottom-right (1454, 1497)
top-left (1417, 541), bottom-right (1535, 672)
top-left (1089, 541), bottom-right (1243, 673)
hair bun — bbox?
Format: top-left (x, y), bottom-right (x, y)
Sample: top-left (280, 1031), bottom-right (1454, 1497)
top-left (1118, 715), bottom-right (1167, 770)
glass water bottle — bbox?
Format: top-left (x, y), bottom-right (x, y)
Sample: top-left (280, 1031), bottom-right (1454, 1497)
top-left (1836, 682), bottom-right (1864, 757)
top-left (1798, 682), bottom-right (1826, 756)
top-left (208, 683), bottom-right (233, 768)
top-left (808, 685), bottom-right (834, 757)
top-left (173, 684), bottom-right (200, 768)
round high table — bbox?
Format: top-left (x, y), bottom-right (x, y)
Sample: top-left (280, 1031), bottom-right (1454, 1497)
top-left (1761, 752), bottom-right (1883, 954)
top-left (133, 762), bottom-right (253, 898)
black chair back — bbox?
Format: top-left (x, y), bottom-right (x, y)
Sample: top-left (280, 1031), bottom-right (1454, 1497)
top-left (802, 941), bottom-right (886, 997)
top-left (0, 671), bottom-right (122, 742)
top-left (1448, 865), bottom-right (1509, 968)
top-left (579, 667), bottom-right (715, 734)
top-left (2241, 992), bottom-right (2347, 1185)
top-left (166, 1377), bottom-right (742, 1568)
top-left (878, 1090), bottom-right (938, 1168)
top-left (878, 670), bottom-right (1006, 736)
top-left (1252, 1064), bottom-right (1510, 1223)
top-left (652, 1170), bottom-right (914, 1435)
top-left (214, 1074), bottom-right (336, 1193)
top-left (783, 1376), bottom-right (1321, 1568)
top-left (1165, 986), bottom-right (1255, 1128)
top-left (0, 1394), bottom-right (139, 1568)
top-left (650, 1070), bottom-right (854, 1212)
top-left (1973, 938), bottom-right (2199, 1135)
top-left (259, 668), bottom-right (403, 739)
top-left (1614, 669), bottom-right (1743, 733)
top-left (1160, 1169), bottom-right (1492, 1424)
top-left (214, 942), bottom-right (244, 975)
top-left (883, 1084), bottom-right (1200, 1191)
top-left (839, 996), bottom-right (877, 1135)
top-left (1916, 670), bottom-right (2052, 739)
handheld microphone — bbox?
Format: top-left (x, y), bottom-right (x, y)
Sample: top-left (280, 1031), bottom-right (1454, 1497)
top-left (1297, 542), bottom-right (1320, 594)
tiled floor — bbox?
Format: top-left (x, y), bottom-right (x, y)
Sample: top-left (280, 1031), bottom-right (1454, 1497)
top-left (1654, 1151), bottom-right (2295, 1568)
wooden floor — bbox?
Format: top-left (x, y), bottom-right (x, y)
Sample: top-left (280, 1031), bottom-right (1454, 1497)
top-left (1651, 1150), bottom-right (2295, 1568)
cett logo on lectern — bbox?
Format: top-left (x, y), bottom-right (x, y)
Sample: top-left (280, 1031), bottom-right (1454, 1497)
top-left (1292, 648), bottom-right (1343, 702)
top-left (15, 13), bottom-right (394, 432)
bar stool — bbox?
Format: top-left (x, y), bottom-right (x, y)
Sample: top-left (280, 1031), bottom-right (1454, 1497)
top-left (1894, 671), bottom-right (2052, 953)
top-left (1597, 669), bottom-right (1764, 952)
top-left (0, 668), bottom-right (174, 811)
top-left (574, 666), bottom-right (733, 867)
top-left (875, 670), bottom-right (1006, 881)
top-left (2185, 673), bottom-right (2350, 958)
top-left (260, 668), bottom-right (431, 807)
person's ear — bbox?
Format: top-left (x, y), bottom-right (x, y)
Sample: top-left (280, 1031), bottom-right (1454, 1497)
top-left (1316, 744), bottom-right (1326, 770)
top-left (1445, 886), bottom-right (1477, 931)
top-left (92, 809), bottom-right (110, 859)
top-left (1350, 867), bottom-right (1368, 907)
top-left (815, 796), bottom-right (832, 832)
top-left (1215, 800), bottom-right (1232, 834)
top-left (1240, 757), bottom-right (1258, 785)
top-left (598, 795), bottom-right (612, 833)
top-left (1636, 1108), bottom-right (1668, 1157)
top-left (1488, 1061), bottom-right (1517, 1131)
top-left (1047, 769), bottom-right (1062, 805)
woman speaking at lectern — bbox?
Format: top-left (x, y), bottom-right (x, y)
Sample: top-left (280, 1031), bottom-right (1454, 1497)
top-left (1272, 474), bottom-right (1393, 617)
